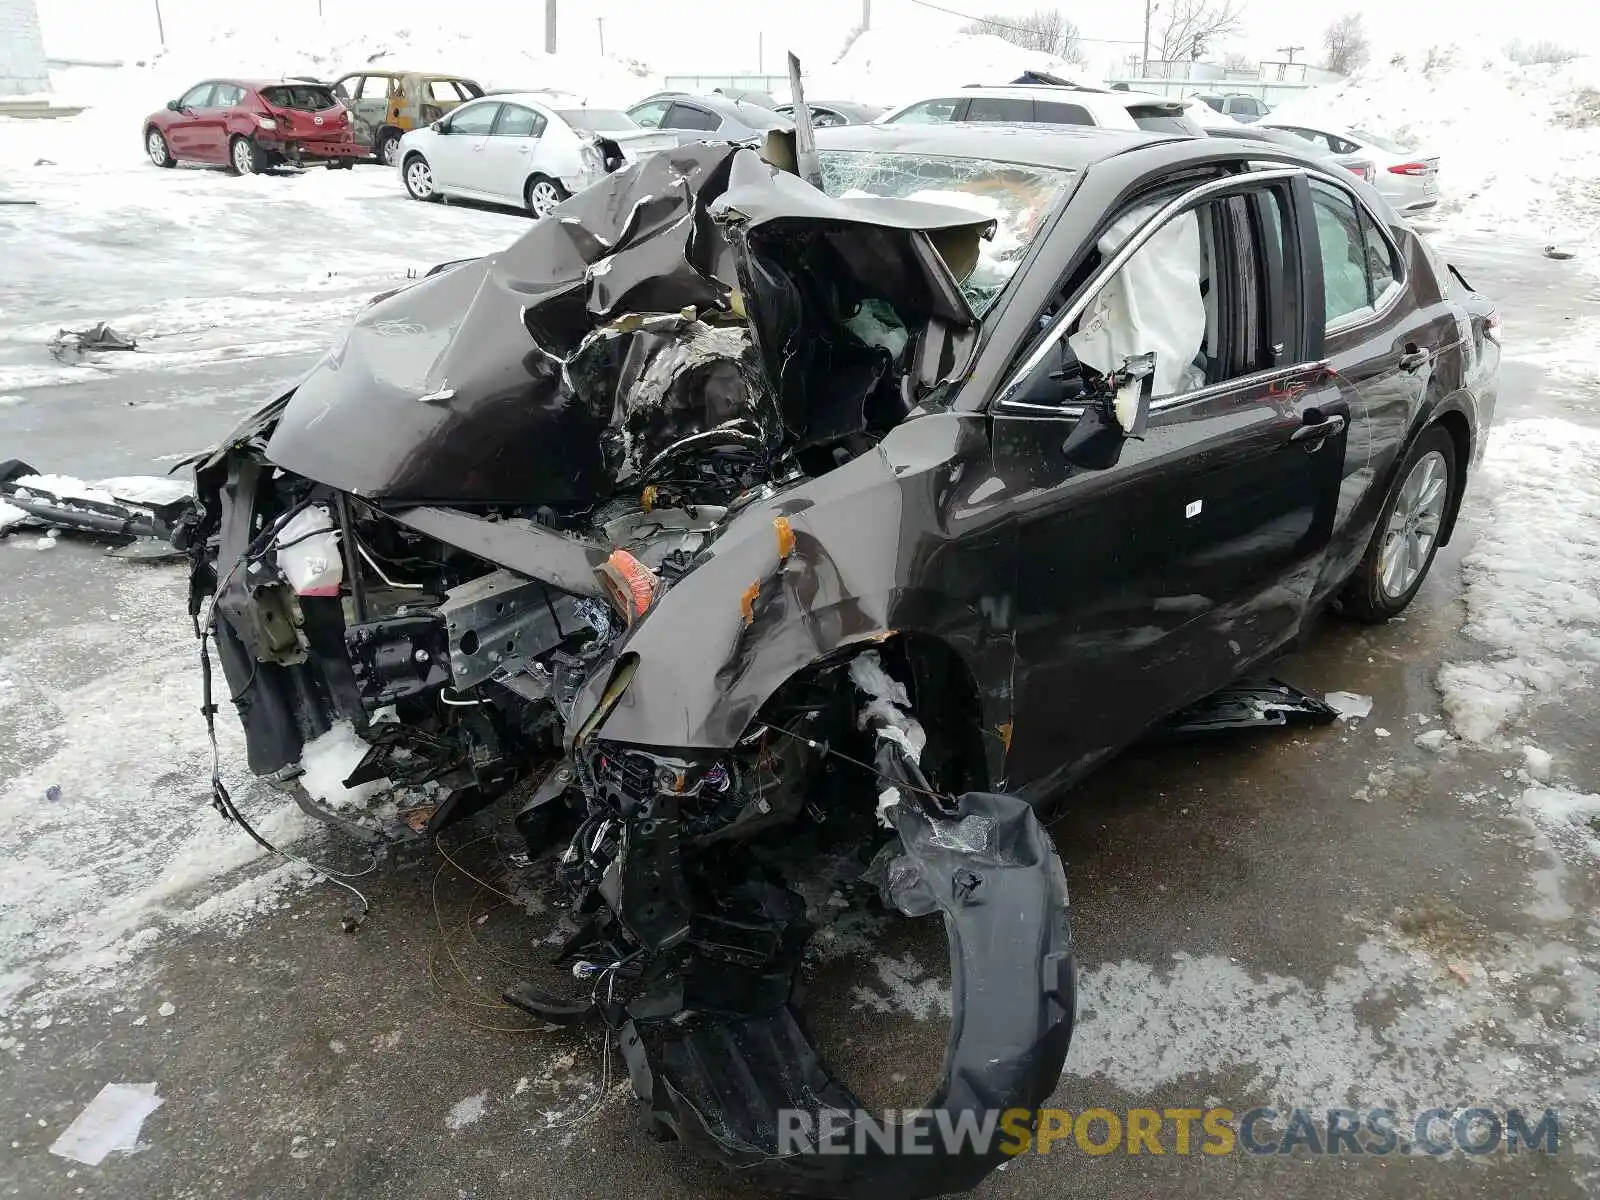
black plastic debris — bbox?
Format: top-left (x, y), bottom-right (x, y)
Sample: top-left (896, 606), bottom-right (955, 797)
top-left (1152, 677), bottom-right (1340, 738)
top-left (48, 323), bottom-right (138, 362)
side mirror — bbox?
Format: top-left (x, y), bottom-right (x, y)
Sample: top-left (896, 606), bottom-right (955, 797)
top-left (1061, 352), bottom-right (1155, 471)
top-left (167, 99), bottom-right (182, 112)
top-left (431, 120), bottom-right (447, 133)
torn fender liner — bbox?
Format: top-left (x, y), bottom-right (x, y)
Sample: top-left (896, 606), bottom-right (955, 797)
top-left (619, 789), bottom-right (1075, 1198)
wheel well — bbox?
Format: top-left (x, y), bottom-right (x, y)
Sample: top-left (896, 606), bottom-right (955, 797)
top-left (753, 633), bottom-right (991, 797)
top-left (1431, 408), bottom-right (1472, 547)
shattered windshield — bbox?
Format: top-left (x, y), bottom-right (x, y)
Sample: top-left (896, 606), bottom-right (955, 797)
top-left (817, 150), bottom-right (1074, 313)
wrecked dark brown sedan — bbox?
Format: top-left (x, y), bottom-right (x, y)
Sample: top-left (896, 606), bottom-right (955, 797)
top-left (176, 122), bottom-right (1499, 1196)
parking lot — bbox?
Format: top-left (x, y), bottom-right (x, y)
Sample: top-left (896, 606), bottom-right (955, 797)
top-left (3, 142), bottom-right (1600, 1200)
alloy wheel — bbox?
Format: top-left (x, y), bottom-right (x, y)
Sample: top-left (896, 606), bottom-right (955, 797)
top-left (1377, 449), bottom-right (1449, 600)
top-left (405, 159), bottom-right (434, 200)
top-left (232, 138), bottom-right (255, 175)
top-left (147, 130), bottom-right (167, 166)
top-left (528, 179), bottom-right (562, 217)
top-left (381, 136), bottom-right (400, 166)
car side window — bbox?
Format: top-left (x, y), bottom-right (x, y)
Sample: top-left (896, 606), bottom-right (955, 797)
top-left (448, 103), bottom-right (500, 137)
top-left (629, 101), bottom-right (670, 128)
top-left (495, 105), bottom-right (544, 138)
top-left (1009, 188), bottom-right (1285, 409)
top-left (1036, 100), bottom-right (1093, 125)
top-left (1309, 180), bottom-right (1375, 323)
top-left (811, 107), bottom-right (847, 127)
top-left (891, 98), bottom-right (963, 124)
top-left (179, 84), bottom-right (215, 108)
top-left (1329, 134), bottom-right (1359, 154)
top-left (664, 102), bottom-right (719, 131)
top-left (966, 97), bottom-right (1033, 123)
top-left (1358, 207), bottom-right (1403, 301)
top-left (429, 80), bottom-right (464, 104)
top-left (210, 84), bottom-right (243, 107)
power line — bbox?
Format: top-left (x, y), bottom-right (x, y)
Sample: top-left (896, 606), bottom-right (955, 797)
top-left (903, 0), bottom-right (1146, 46)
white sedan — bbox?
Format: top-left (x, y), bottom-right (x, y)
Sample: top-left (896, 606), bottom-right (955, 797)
top-left (397, 93), bottom-right (676, 215)
top-left (1263, 122), bottom-right (1442, 212)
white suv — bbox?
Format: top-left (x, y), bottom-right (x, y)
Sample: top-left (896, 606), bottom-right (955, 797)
top-left (877, 86), bottom-right (1205, 136)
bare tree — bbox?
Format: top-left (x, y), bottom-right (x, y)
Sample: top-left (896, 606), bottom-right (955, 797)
top-left (962, 8), bottom-right (1086, 64)
top-left (1153, 0), bottom-right (1245, 63)
top-left (1323, 13), bottom-right (1370, 75)
top-left (1221, 49), bottom-right (1255, 72)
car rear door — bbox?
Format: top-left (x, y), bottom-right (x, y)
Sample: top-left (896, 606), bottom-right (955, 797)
top-left (661, 101), bottom-right (722, 144)
top-left (987, 170), bottom-right (1348, 793)
top-left (1301, 174), bottom-right (1458, 595)
top-left (197, 82), bottom-right (244, 161)
top-left (481, 103), bottom-right (547, 204)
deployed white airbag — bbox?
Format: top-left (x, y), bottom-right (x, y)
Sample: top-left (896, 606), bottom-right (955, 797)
top-left (1069, 206), bottom-right (1207, 398)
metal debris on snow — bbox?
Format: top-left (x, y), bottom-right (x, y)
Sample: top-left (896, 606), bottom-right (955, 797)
top-left (48, 1083), bottom-right (164, 1166)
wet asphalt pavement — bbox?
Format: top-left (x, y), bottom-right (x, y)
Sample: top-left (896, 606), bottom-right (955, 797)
top-left (2, 218), bottom-right (1599, 1200)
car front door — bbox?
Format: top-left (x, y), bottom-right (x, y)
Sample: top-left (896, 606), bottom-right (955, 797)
top-left (986, 171), bottom-right (1349, 795)
top-left (661, 101), bottom-right (721, 144)
top-left (887, 97), bottom-right (969, 124)
top-left (336, 74), bottom-right (390, 151)
top-left (481, 103), bottom-right (547, 205)
top-left (430, 101), bottom-right (500, 195)
top-left (167, 83), bottom-right (215, 157)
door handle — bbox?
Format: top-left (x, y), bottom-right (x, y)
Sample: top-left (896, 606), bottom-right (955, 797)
top-left (1399, 347), bottom-right (1431, 372)
top-left (1290, 413), bottom-right (1347, 444)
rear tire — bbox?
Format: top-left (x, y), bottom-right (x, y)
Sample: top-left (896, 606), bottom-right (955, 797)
top-left (524, 175), bottom-right (568, 217)
top-left (328, 159), bottom-right (355, 171)
top-left (376, 129), bottom-right (402, 167)
top-left (1340, 425), bottom-right (1457, 622)
top-left (146, 128), bottom-right (174, 168)
top-left (229, 135), bottom-right (260, 176)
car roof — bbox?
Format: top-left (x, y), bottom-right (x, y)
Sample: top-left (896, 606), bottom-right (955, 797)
top-left (813, 121), bottom-right (1174, 170)
top-left (897, 85), bottom-right (1183, 111)
top-left (336, 70), bottom-right (478, 81)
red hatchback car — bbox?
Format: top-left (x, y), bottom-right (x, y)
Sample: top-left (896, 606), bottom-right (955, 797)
top-left (144, 79), bottom-right (364, 174)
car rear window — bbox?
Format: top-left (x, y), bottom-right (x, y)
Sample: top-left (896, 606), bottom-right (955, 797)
top-left (557, 108), bottom-right (637, 132)
top-left (1036, 100), bottom-right (1093, 125)
top-left (1128, 105), bottom-right (1203, 135)
top-left (261, 85), bottom-right (337, 111)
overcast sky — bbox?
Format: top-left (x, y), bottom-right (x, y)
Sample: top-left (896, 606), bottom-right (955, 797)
top-left (34, 0), bottom-right (1600, 74)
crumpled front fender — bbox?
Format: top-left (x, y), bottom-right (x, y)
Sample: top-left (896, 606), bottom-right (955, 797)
top-left (567, 411), bottom-right (1019, 764)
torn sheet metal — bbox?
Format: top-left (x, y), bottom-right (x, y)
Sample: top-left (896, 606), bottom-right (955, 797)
top-left (48, 1083), bottom-right (164, 1166)
top-left (48, 322), bottom-right (137, 361)
top-left (260, 143), bottom-right (995, 507)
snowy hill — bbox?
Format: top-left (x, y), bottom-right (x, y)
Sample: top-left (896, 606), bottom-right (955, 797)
top-left (805, 28), bottom-right (1086, 107)
top-left (1272, 48), bottom-right (1600, 250)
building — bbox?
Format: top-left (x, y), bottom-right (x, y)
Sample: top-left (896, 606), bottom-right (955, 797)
top-left (0, 0), bottom-right (51, 96)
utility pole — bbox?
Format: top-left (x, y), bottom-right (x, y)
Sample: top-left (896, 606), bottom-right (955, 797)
top-left (545, 0), bottom-right (557, 54)
top-left (154, 0), bottom-right (166, 46)
top-left (1141, 0), bottom-right (1153, 76)
top-left (1277, 44), bottom-right (1304, 62)
top-left (596, 16), bottom-right (605, 56)
top-left (758, 32), bottom-right (764, 72)
top-left (862, 0), bottom-right (870, 32)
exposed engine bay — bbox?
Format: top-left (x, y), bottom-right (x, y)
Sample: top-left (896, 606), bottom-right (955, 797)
top-left (175, 139), bottom-right (1075, 1196)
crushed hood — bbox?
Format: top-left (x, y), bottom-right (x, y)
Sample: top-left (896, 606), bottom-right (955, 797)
top-left (261, 143), bottom-right (993, 507)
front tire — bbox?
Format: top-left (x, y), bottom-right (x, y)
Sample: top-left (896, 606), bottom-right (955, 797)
top-left (524, 175), bottom-right (568, 218)
top-left (403, 154), bottom-right (437, 202)
top-left (229, 135), bottom-right (260, 176)
top-left (1341, 425), bottom-right (1457, 622)
top-left (146, 128), bottom-right (174, 168)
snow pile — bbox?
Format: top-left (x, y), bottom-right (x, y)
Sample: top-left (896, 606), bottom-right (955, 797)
top-left (1271, 49), bottom-right (1600, 249)
top-left (1438, 418), bottom-right (1600, 743)
top-left (806, 29), bottom-right (1084, 107)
